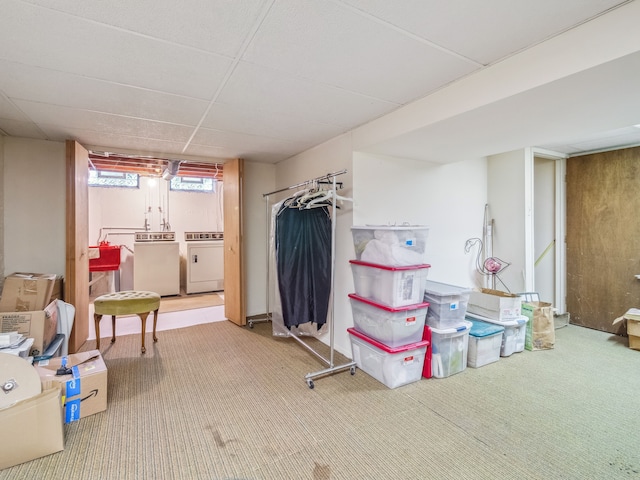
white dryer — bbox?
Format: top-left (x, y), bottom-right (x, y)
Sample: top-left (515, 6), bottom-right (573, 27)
top-left (184, 232), bottom-right (224, 294)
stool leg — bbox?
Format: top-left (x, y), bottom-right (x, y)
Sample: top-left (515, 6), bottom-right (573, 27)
top-left (152, 308), bottom-right (159, 343)
top-left (111, 315), bottom-right (117, 344)
top-left (139, 312), bottom-right (150, 354)
top-left (94, 313), bottom-right (102, 349)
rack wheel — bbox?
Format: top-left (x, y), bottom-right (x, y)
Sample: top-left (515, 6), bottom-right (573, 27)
top-left (307, 379), bottom-right (314, 389)
top-left (350, 366), bottom-right (356, 375)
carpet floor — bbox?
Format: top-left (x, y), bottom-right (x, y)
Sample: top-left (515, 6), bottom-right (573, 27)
top-left (1, 322), bottom-right (639, 479)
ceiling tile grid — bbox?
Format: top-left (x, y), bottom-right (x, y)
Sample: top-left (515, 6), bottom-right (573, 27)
top-left (240, 0), bottom-right (480, 104)
top-left (0, 0), bottom-right (635, 162)
top-left (19, 0), bottom-right (267, 58)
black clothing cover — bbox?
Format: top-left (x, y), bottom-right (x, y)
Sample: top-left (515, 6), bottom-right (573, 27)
top-left (275, 203), bottom-right (331, 330)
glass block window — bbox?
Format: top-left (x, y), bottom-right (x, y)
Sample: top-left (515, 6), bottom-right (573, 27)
top-left (170, 176), bottom-right (217, 193)
top-left (89, 170), bottom-right (139, 188)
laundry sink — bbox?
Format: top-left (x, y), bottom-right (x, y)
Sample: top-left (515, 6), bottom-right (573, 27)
top-left (89, 243), bottom-right (121, 272)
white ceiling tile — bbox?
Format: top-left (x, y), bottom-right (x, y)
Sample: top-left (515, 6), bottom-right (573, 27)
top-left (243, 0), bottom-right (478, 104)
top-left (218, 62), bottom-right (398, 128)
top-left (1, 0), bottom-right (232, 99)
top-left (40, 126), bottom-right (190, 157)
top-left (191, 126), bottom-right (310, 153)
top-left (0, 118), bottom-right (47, 138)
top-left (0, 60), bottom-right (210, 125)
top-left (201, 102), bottom-right (346, 145)
top-left (14, 100), bottom-right (195, 143)
top-left (339, 0), bottom-right (628, 64)
top-left (0, 94), bottom-right (30, 122)
top-left (20, 0), bottom-right (266, 57)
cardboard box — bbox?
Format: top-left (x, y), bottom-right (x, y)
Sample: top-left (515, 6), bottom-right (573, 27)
top-left (0, 387), bottom-right (65, 470)
top-left (467, 288), bottom-right (522, 321)
top-left (0, 272), bottom-right (58, 312)
top-left (0, 299), bottom-right (58, 356)
top-left (49, 275), bottom-right (64, 303)
top-left (36, 350), bottom-right (108, 422)
top-left (613, 309), bottom-right (640, 350)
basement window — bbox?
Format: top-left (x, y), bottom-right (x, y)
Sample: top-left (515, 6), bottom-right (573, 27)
top-left (89, 170), bottom-right (140, 188)
top-left (169, 176), bottom-right (216, 193)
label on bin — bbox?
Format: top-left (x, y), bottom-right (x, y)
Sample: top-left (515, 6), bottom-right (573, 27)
top-left (405, 238), bottom-right (415, 246)
top-left (404, 316), bottom-right (416, 327)
top-left (449, 301), bottom-right (459, 311)
top-left (403, 355), bottom-right (415, 365)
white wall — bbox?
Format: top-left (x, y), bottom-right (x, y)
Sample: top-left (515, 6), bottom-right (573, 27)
top-left (274, 133), bottom-right (354, 356)
top-left (3, 137), bottom-right (66, 276)
top-left (243, 160), bottom-right (276, 317)
top-left (487, 149), bottom-right (530, 293)
top-left (0, 136), bottom-right (4, 279)
top-left (353, 152), bottom-right (487, 287)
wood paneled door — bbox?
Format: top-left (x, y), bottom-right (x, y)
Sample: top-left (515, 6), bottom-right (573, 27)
top-left (566, 146), bottom-right (640, 333)
top-left (223, 158), bottom-right (245, 326)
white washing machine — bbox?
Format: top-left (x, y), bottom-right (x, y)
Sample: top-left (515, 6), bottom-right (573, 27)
top-left (134, 232), bottom-right (180, 296)
top-left (185, 232), bottom-right (224, 294)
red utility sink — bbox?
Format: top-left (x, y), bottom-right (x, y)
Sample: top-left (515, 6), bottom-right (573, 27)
top-left (89, 243), bottom-right (121, 272)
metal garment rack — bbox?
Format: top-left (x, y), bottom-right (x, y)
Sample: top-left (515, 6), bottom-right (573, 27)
top-left (255, 169), bottom-right (356, 389)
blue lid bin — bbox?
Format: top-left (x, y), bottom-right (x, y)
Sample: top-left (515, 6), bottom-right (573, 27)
top-left (467, 319), bottom-right (504, 368)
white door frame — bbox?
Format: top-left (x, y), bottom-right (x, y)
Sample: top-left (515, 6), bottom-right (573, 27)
top-left (531, 147), bottom-right (567, 313)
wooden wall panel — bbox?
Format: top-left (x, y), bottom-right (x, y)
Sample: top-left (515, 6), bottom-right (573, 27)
top-left (566, 146), bottom-right (640, 333)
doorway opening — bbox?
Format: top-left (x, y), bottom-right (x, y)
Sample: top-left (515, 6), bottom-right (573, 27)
top-left (87, 151), bottom-right (226, 317)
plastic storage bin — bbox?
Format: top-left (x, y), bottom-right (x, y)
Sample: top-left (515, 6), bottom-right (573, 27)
top-left (430, 320), bottom-right (471, 378)
top-left (466, 318), bottom-right (504, 368)
top-left (466, 312), bottom-right (528, 357)
top-left (349, 293), bottom-right (429, 348)
top-left (423, 280), bottom-right (472, 329)
top-left (351, 225), bottom-right (429, 267)
top-left (350, 260), bottom-right (430, 308)
top-left (348, 328), bottom-right (428, 389)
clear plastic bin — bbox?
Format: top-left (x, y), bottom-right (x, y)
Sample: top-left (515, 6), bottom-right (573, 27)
top-left (466, 318), bottom-right (504, 368)
top-left (351, 225), bottom-right (429, 267)
top-left (466, 312), bottom-right (528, 356)
top-left (348, 328), bottom-right (428, 389)
top-left (423, 280), bottom-right (472, 329)
top-left (349, 293), bottom-right (429, 348)
top-left (430, 320), bottom-right (471, 378)
top-left (350, 260), bottom-right (430, 308)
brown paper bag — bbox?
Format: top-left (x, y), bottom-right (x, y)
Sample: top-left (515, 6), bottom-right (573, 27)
top-left (522, 301), bottom-right (555, 350)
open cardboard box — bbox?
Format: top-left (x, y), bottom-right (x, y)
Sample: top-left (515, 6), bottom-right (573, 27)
top-left (35, 350), bottom-right (108, 422)
top-left (0, 299), bottom-right (58, 357)
top-left (613, 309), bottom-right (640, 350)
top-left (0, 272), bottom-right (58, 312)
top-left (467, 288), bottom-right (522, 321)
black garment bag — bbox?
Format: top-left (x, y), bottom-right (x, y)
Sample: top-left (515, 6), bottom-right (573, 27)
top-left (275, 203), bottom-right (332, 330)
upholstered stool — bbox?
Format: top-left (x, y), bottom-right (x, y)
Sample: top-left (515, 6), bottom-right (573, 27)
top-left (94, 291), bottom-right (161, 354)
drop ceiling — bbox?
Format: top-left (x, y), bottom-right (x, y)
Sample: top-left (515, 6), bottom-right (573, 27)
top-left (0, 0), bottom-right (638, 164)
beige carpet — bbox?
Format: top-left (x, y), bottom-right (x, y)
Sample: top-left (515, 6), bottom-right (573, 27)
top-left (2, 322), bottom-right (640, 479)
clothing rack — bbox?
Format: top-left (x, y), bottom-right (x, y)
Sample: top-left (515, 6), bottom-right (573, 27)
top-left (257, 169), bottom-right (356, 389)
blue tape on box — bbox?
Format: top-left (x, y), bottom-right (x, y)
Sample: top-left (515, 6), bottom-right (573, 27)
top-left (65, 366), bottom-right (81, 397)
top-left (65, 398), bottom-right (81, 423)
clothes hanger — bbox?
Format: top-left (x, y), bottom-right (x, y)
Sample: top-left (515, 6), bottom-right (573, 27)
top-left (304, 189), bottom-right (353, 209)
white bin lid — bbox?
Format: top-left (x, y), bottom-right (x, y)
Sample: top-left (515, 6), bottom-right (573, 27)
top-left (424, 280), bottom-right (472, 296)
top-left (428, 319), bottom-right (472, 334)
top-left (465, 311), bottom-right (528, 326)
top-left (351, 224), bottom-right (429, 230)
